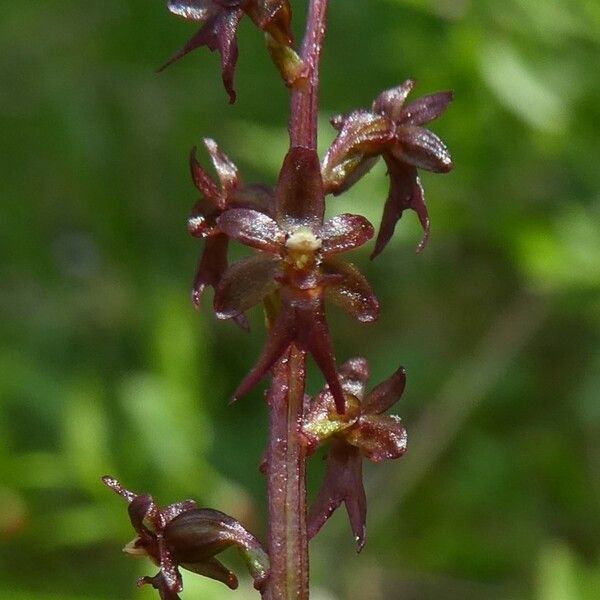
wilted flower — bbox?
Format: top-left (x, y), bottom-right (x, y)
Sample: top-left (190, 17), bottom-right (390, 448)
top-left (102, 476), bottom-right (269, 599)
top-left (322, 80), bottom-right (453, 256)
top-left (302, 358), bottom-right (407, 550)
top-left (161, 0), bottom-right (304, 102)
top-left (187, 138), bottom-right (274, 329)
top-left (214, 147), bottom-right (379, 412)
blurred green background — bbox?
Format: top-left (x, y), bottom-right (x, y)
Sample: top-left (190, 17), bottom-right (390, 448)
top-left (1, 0), bottom-right (599, 598)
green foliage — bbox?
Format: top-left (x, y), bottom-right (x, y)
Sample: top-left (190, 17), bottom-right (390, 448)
top-left (1, 0), bottom-right (599, 598)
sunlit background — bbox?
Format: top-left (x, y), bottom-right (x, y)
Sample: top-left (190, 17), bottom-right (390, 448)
top-left (2, 0), bottom-right (600, 598)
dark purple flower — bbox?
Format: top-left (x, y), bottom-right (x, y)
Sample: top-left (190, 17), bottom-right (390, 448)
top-left (302, 358), bottom-right (407, 550)
top-left (322, 80), bottom-right (453, 256)
top-left (102, 476), bottom-right (269, 599)
top-left (214, 147), bottom-right (378, 413)
top-left (161, 1), bottom-right (303, 102)
top-left (187, 138), bottom-right (274, 329)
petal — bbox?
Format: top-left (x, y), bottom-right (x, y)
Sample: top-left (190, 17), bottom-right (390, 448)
top-left (372, 79), bottom-right (415, 121)
top-left (322, 111), bottom-right (392, 195)
top-left (214, 254), bottom-right (280, 319)
top-left (393, 125), bottom-right (453, 173)
top-left (217, 208), bottom-right (284, 254)
top-left (204, 138), bottom-right (240, 198)
top-left (188, 198), bottom-right (219, 238)
top-left (362, 366), bottom-right (406, 415)
top-left (167, 1), bottom-right (219, 21)
top-left (400, 90), bottom-right (454, 126)
top-left (191, 234), bottom-right (229, 308)
top-left (101, 475), bottom-right (138, 504)
top-left (296, 302), bottom-right (347, 413)
top-left (189, 146), bottom-right (220, 204)
top-left (307, 441), bottom-right (367, 551)
top-left (319, 214), bottom-right (374, 256)
top-left (322, 258), bottom-right (379, 323)
top-left (162, 500), bottom-right (198, 525)
top-left (129, 494), bottom-right (161, 535)
top-left (183, 556), bottom-right (238, 589)
top-left (158, 538), bottom-right (184, 595)
top-left (371, 157), bottom-right (429, 258)
top-left (159, 10), bottom-right (244, 104)
top-left (346, 415), bottom-right (407, 462)
top-left (230, 184), bottom-right (275, 217)
top-left (276, 147), bottom-right (325, 231)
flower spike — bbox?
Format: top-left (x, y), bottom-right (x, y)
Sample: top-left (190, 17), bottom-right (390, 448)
top-left (322, 81), bottom-right (453, 255)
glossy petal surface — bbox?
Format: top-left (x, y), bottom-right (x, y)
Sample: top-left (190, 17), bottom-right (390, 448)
top-left (319, 214), bottom-right (374, 256)
top-left (372, 79), bottom-right (415, 121)
top-left (362, 366), bottom-right (406, 414)
top-left (204, 138), bottom-right (240, 197)
top-left (393, 125), bottom-right (453, 173)
top-left (191, 234), bottom-right (228, 308)
top-left (400, 90), bottom-right (454, 126)
top-left (322, 258), bottom-right (379, 323)
top-left (167, 1), bottom-right (219, 22)
top-left (276, 147), bottom-right (324, 230)
top-left (189, 146), bottom-right (220, 203)
top-left (347, 415), bottom-right (407, 463)
top-left (217, 208), bottom-right (284, 254)
top-left (214, 254), bottom-right (280, 319)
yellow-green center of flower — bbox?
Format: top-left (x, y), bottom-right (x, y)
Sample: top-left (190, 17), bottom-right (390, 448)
top-left (285, 227), bottom-right (322, 270)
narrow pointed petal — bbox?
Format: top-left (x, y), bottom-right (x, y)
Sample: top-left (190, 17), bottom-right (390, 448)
top-left (372, 79), bottom-right (415, 121)
top-left (102, 475), bottom-right (137, 504)
top-left (232, 308), bottom-right (294, 401)
top-left (217, 208), bottom-right (284, 253)
top-left (204, 138), bottom-right (240, 198)
top-left (371, 158), bottom-right (429, 258)
top-left (276, 147), bottom-right (324, 230)
top-left (183, 556), bottom-right (239, 589)
top-left (189, 146), bottom-right (220, 202)
top-left (393, 125), bottom-right (453, 173)
top-left (291, 304), bottom-right (346, 412)
top-left (168, 1), bottom-right (219, 21)
top-left (347, 415), bottom-right (407, 463)
top-left (362, 367), bottom-right (406, 414)
top-left (307, 442), bottom-right (366, 551)
top-left (319, 214), bottom-right (374, 256)
top-left (400, 90), bottom-right (454, 125)
top-left (214, 254), bottom-right (280, 319)
top-left (159, 10), bottom-right (243, 104)
top-left (322, 258), bottom-right (379, 323)
top-left (191, 234), bottom-right (228, 308)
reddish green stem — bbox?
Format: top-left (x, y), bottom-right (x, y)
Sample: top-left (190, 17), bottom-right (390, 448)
top-left (265, 345), bottom-right (308, 600)
top-left (289, 0), bottom-right (329, 149)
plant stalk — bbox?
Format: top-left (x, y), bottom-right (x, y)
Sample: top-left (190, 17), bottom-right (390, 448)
top-left (265, 345), bottom-right (308, 600)
top-left (289, 0), bottom-right (329, 149)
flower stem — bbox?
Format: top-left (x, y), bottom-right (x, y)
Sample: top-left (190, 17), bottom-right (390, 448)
top-left (265, 345), bottom-right (309, 600)
top-left (289, 0), bottom-right (329, 149)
